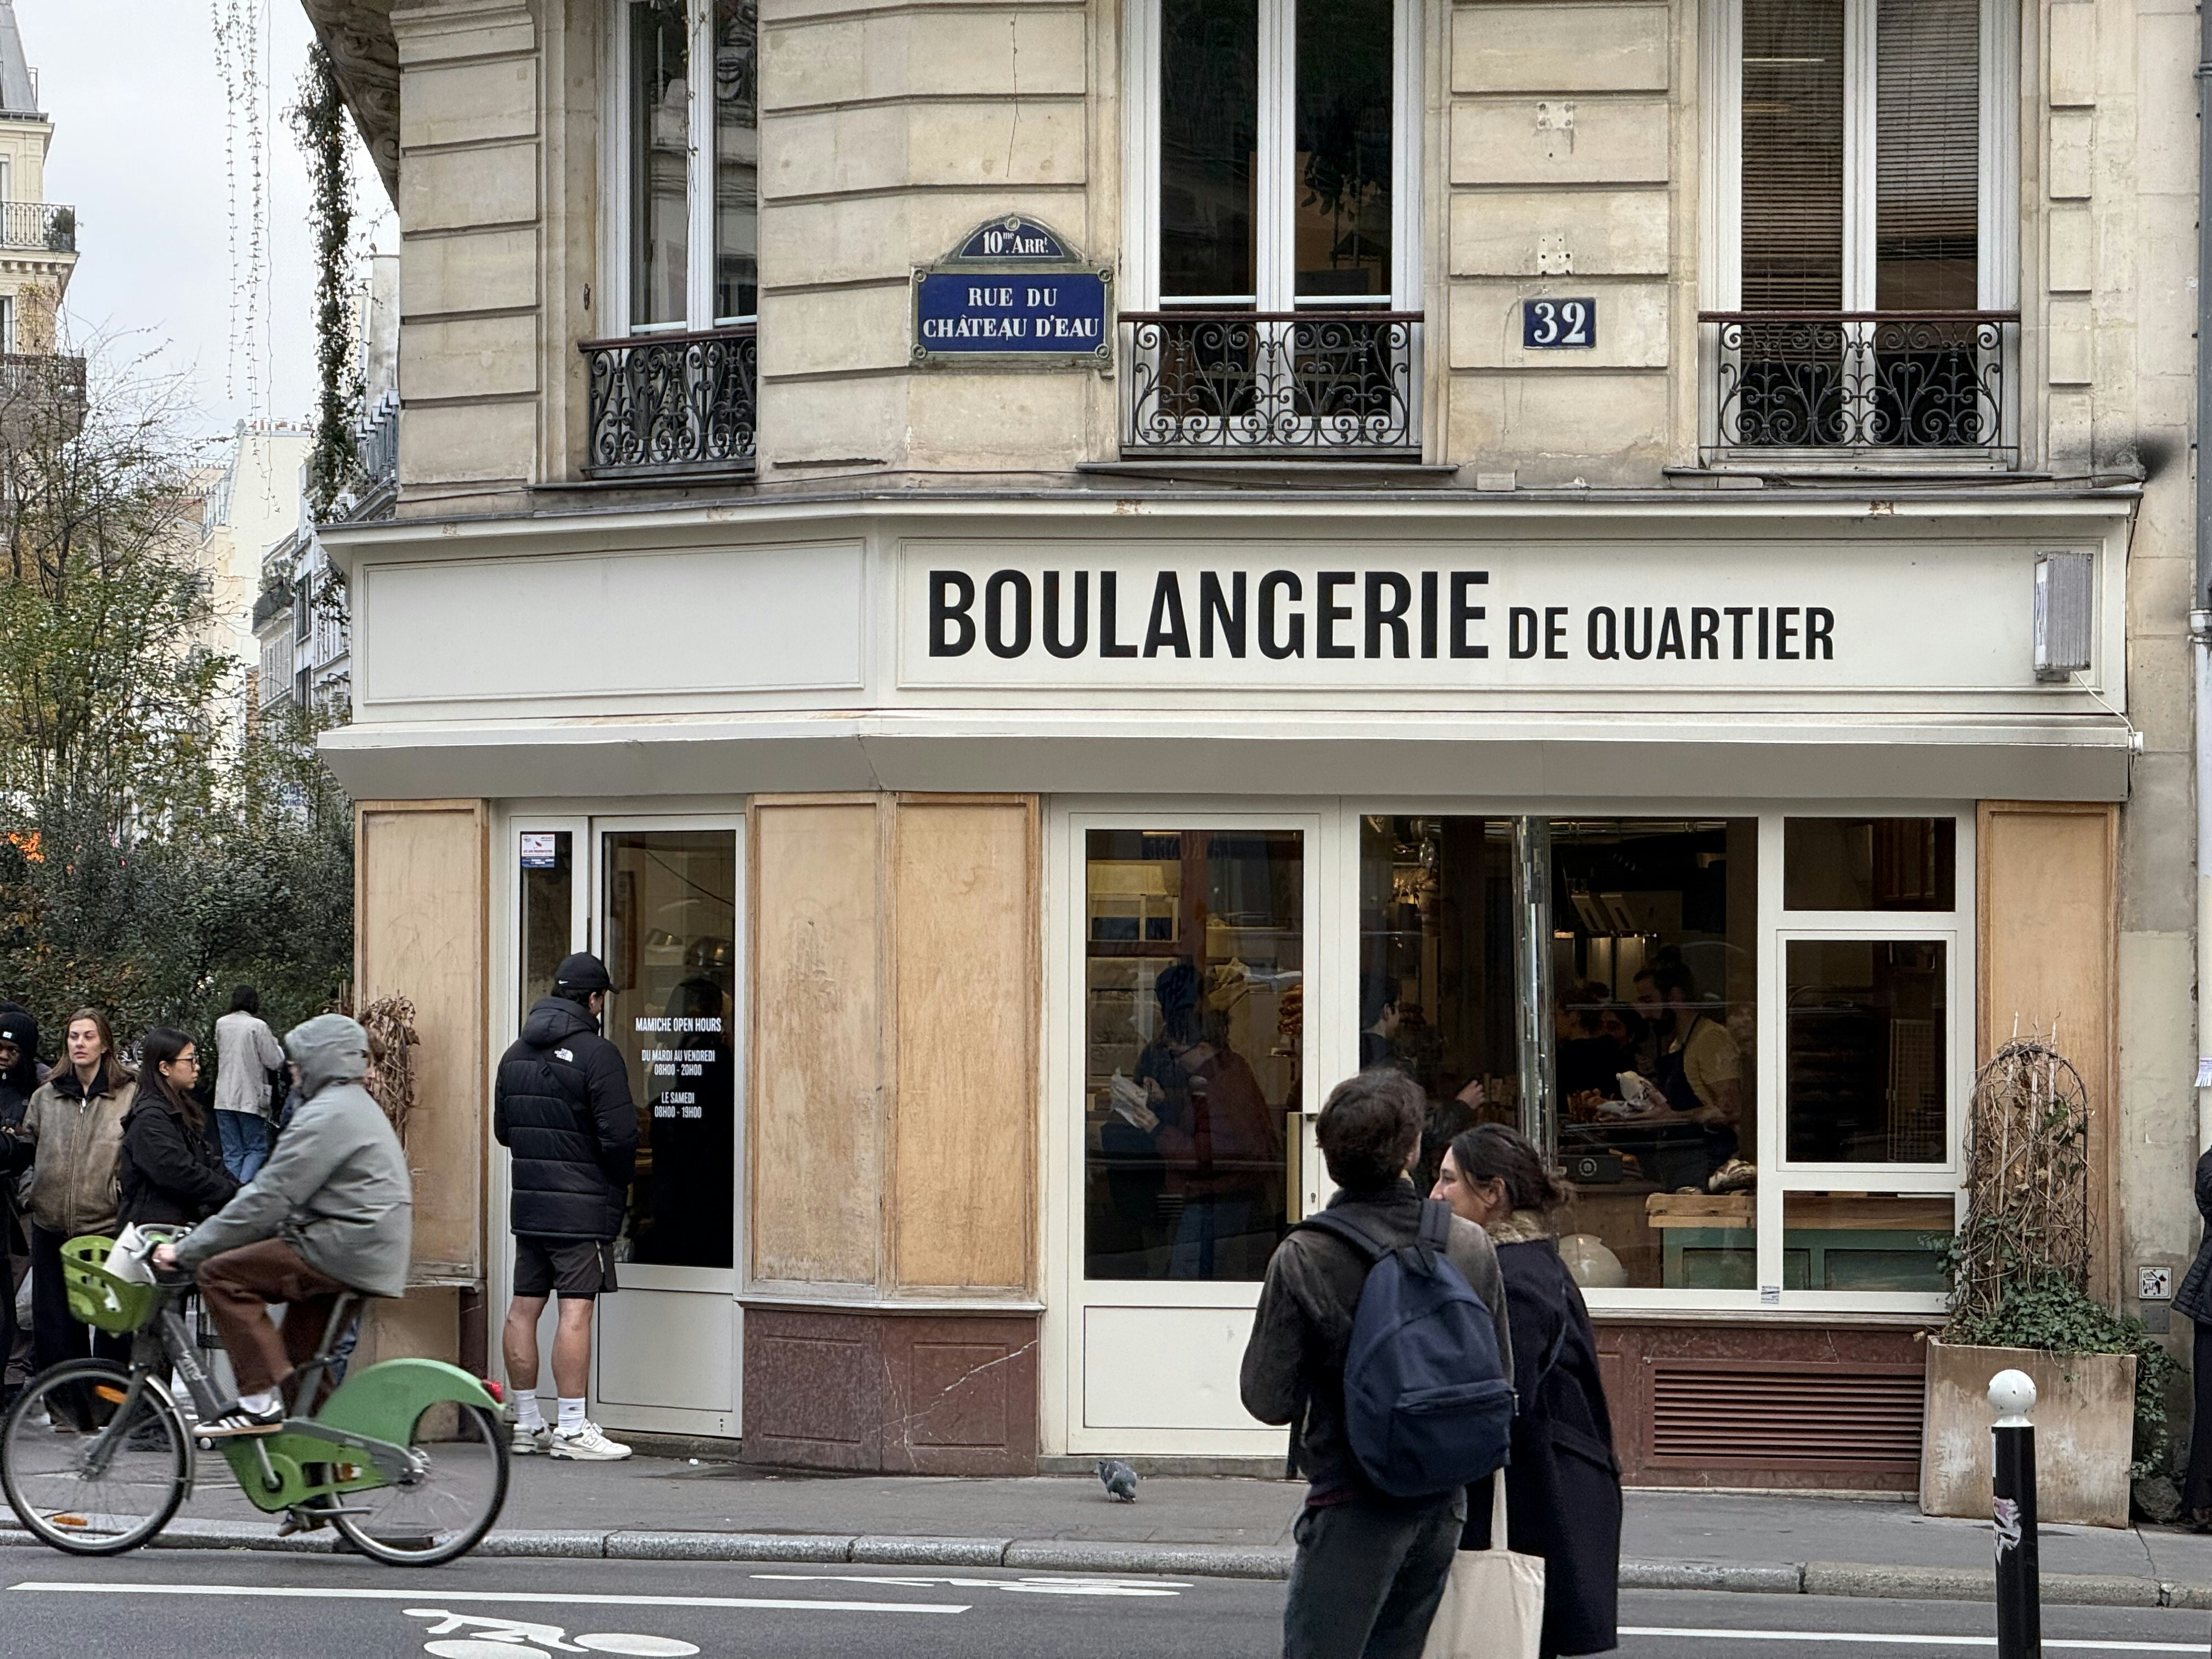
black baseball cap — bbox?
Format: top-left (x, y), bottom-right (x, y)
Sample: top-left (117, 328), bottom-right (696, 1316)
top-left (554, 952), bottom-right (613, 995)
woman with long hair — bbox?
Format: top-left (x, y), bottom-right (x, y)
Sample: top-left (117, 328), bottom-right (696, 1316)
top-left (18, 1008), bottom-right (137, 1410)
top-left (1433, 1122), bottom-right (1623, 1658)
top-left (119, 1028), bottom-right (239, 1229)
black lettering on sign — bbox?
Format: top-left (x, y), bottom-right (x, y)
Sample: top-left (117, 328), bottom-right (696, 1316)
top-left (1317, 571), bottom-right (1355, 659)
top-left (1260, 571), bottom-right (1305, 659)
top-left (1775, 605), bottom-right (1799, 661)
top-left (930, 571), bottom-right (975, 657)
top-left (1200, 572), bottom-right (1246, 658)
top-left (1725, 607), bottom-right (1752, 660)
top-left (1420, 573), bottom-right (1439, 659)
top-left (1450, 572), bottom-right (1489, 659)
top-left (985, 570), bottom-right (1031, 658)
top-left (1806, 607), bottom-right (1835, 659)
top-left (1545, 607), bottom-right (1570, 659)
top-left (1588, 607), bottom-right (1620, 661)
top-left (1043, 571), bottom-right (1088, 658)
top-left (1691, 607), bottom-right (1719, 659)
top-left (1099, 571), bottom-right (1138, 658)
top-left (1144, 572), bottom-right (1191, 658)
top-left (1758, 606), bottom-right (1770, 661)
top-left (1509, 607), bottom-right (1539, 659)
top-left (1366, 572), bottom-right (1412, 659)
top-left (1623, 606), bottom-right (1653, 661)
top-left (1657, 607), bottom-right (1685, 659)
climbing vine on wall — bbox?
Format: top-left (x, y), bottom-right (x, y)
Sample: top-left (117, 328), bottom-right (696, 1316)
top-left (290, 43), bottom-right (361, 514)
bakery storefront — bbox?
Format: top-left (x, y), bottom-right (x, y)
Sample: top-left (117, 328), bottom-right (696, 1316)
top-left (331, 495), bottom-right (2130, 1482)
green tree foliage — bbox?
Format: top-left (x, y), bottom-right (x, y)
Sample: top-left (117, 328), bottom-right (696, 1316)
top-left (291, 43), bottom-right (360, 516)
top-left (0, 348), bottom-right (353, 1066)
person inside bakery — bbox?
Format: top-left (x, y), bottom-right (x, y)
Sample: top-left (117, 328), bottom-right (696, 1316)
top-left (1621, 950), bottom-right (1742, 1186)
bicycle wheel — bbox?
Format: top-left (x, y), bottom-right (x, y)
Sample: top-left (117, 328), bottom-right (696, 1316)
top-left (1, 1360), bottom-right (189, 1555)
top-left (331, 1401), bottom-right (508, 1566)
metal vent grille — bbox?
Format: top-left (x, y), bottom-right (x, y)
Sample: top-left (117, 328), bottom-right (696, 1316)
top-left (1649, 1363), bottom-right (1925, 1470)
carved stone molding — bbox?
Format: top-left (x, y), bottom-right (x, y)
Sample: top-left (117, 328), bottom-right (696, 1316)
top-left (300, 0), bottom-right (400, 197)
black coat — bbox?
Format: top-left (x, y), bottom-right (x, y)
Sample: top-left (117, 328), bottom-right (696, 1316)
top-left (493, 995), bottom-right (638, 1239)
top-left (2174, 1150), bottom-right (2212, 1325)
top-left (117, 1091), bottom-right (239, 1228)
top-left (1463, 1235), bottom-right (1623, 1659)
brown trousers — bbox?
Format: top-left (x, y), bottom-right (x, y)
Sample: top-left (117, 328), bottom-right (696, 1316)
top-left (198, 1238), bottom-right (349, 1399)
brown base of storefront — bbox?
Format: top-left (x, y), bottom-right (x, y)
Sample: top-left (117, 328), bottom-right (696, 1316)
top-left (1596, 1317), bottom-right (1938, 1491)
top-left (739, 1302), bottom-right (1042, 1475)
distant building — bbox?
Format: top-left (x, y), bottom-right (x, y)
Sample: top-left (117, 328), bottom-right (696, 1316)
top-left (0, 0), bottom-right (81, 435)
top-left (198, 421), bottom-right (312, 684)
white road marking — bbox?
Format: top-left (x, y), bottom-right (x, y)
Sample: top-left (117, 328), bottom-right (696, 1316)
top-left (753, 1573), bottom-right (1189, 1598)
top-left (5, 1582), bottom-right (966, 1616)
top-left (1623, 1627), bottom-right (2204, 1654)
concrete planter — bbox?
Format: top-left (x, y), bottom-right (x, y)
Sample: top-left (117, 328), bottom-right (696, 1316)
top-left (1920, 1338), bottom-right (2137, 1528)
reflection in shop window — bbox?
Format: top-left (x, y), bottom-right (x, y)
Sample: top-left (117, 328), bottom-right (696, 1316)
top-left (518, 831), bottom-right (574, 1021)
top-left (603, 831), bottom-right (737, 1269)
top-left (1784, 817), bottom-right (1956, 911)
top-left (1084, 830), bottom-right (1299, 1282)
top-left (1549, 821), bottom-right (1759, 1291)
top-left (1785, 939), bottom-right (1948, 1163)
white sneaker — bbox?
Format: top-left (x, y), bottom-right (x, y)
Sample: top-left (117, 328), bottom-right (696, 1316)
top-left (511, 1421), bottom-right (551, 1455)
top-left (549, 1420), bottom-right (630, 1462)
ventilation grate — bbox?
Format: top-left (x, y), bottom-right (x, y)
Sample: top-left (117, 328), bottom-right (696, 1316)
top-left (1649, 1363), bottom-right (1925, 1469)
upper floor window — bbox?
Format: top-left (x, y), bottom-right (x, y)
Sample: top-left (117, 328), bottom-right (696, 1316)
top-left (1123, 0), bottom-right (1421, 456)
top-left (608, 0), bottom-right (758, 333)
top-left (1704, 0), bottom-right (2018, 458)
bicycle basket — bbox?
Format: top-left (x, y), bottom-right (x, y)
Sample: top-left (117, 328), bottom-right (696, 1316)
top-left (60, 1235), bottom-right (156, 1333)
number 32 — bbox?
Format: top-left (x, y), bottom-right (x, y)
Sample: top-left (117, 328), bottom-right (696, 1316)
top-left (1527, 300), bottom-right (1590, 347)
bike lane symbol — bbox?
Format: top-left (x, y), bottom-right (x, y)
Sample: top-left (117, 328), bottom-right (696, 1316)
top-left (406, 1607), bottom-right (701, 1657)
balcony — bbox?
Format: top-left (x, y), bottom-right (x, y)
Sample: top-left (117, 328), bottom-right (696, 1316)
top-left (1121, 310), bottom-right (1420, 459)
top-left (580, 325), bottom-right (757, 479)
top-left (0, 202), bottom-right (74, 255)
top-left (1701, 311), bottom-right (2017, 466)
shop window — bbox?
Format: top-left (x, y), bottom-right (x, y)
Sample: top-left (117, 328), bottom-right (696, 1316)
top-left (1784, 939), bottom-right (1948, 1163)
top-left (1547, 821), bottom-right (1759, 1291)
top-left (1084, 828), bottom-right (1300, 1281)
top-left (1784, 817), bottom-right (1956, 911)
top-left (602, 830), bottom-right (737, 1269)
top-left (1703, 0), bottom-right (2018, 458)
top-left (1356, 817), bottom-right (1517, 1191)
top-left (518, 830), bottom-right (574, 1020)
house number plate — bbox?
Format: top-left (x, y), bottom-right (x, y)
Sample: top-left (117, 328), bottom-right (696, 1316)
top-left (1522, 297), bottom-right (1596, 349)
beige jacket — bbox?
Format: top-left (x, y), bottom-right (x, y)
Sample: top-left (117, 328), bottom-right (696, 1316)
top-left (22, 1067), bottom-right (135, 1235)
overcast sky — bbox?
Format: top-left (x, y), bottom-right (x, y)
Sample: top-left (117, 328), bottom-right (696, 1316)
top-left (25, 1), bottom-right (387, 439)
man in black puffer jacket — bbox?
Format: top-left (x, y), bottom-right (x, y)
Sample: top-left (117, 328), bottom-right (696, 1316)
top-left (494, 953), bottom-right (639, 1462)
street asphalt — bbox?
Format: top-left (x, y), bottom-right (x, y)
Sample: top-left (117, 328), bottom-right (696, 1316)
top-left (5, 1550), bottom-right (2211, 1659)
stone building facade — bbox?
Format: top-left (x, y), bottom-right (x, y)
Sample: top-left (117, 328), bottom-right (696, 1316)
top-left (305, 0), bottom-right (2197, 1486)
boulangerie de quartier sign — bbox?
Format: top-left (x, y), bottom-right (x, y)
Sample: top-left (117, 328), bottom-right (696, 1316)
top-left (895, 540), bottom-right (2086, 693)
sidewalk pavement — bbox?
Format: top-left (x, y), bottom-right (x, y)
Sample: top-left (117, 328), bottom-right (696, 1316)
top-left (10, 1452), bottom-right (2212, 1608)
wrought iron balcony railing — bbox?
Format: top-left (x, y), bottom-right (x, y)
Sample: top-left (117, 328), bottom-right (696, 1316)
top-left (580, 324), bottom-right (758, 478)
top-left (0, 202), bottom-right (74, 254)
top-left (1702, 311), bottom-right (2016, 462)
top-left (1122, 309), bottom-right (1420, 457)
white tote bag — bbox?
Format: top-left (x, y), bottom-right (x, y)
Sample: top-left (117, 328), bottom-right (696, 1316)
top-left (1420, 1476), bottom-right (1545, 1659)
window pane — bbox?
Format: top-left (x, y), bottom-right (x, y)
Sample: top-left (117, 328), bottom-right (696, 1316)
top-left (1782, 1191), bottom-right (1952, 1290)
top-left (712, 0), bottom-right (759, 321)
top-left (1875, 0), bottom-right (1978, 311)
top-left (520, 831), bottom-right (573, 1022)
top-left (1551, 821), bottom-right (1758, 1290)
top-left (1741, 0), bottom-right (1844, 311)
top-left (1358, 817), bottom-right (1517, 1193)
top-left (1294, 0), bottom-right (1392, 300)
top-left (1784, 818), bottom-right (1957, 911)
top-left (604, 830), bottom-right (738, 1268)
top-left (1786, 939), bottom-right (1947, 1163)
top-left (1084, 829), bottom-right (1298, 1282)
top-left (630, 0), bottom-right (690, 328)
top-left (1159, 0), bottom-right (1257, 299)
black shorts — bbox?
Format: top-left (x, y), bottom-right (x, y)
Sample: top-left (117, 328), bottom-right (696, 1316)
top-left (512, 1235), bottom-right (619, 1299)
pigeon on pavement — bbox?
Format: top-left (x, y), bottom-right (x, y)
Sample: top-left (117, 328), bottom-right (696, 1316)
top-left (1097, 1458), bottom-right (1139, 1502)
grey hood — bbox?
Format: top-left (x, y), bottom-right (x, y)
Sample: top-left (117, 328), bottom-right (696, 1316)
top-left (288, 1013), bottom-right (369, 1098)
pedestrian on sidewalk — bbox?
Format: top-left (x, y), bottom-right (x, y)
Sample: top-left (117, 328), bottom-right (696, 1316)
top-left (118, 1029), bottom-right (239, 1228)
top-left (1241, 1068), bottom-right (1515, 1659)
top-left (17, 1009), bottom-right (135, 1420)
top-left (494, 951), bottom-right (639, 1463)
top-left (212, 986), bottom-right (285, 1183)
top-left (0, 1005), bottom-right (43, 1409)
top-left (1434, 1124), bottom-right (1621, 1658)
top-left (2173, 1144), bottom-right (2212, 1522)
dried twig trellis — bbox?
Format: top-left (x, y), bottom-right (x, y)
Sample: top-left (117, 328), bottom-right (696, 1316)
top-left (1945, 1034), bottom-right (2091, 1324)
top-left (357, 995), bottom-right (420, 1144)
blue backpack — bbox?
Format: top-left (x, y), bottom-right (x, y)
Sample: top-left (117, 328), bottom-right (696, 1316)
top-left (1295, 1199), bottom-right (1515, 1499)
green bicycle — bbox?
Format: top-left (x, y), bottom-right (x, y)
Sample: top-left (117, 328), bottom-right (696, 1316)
top-left (0, 1231), bottom-right (509, 1566)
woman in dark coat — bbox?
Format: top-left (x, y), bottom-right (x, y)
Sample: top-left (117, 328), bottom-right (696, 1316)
top-left (117, 1029), bottom-right (238, 1229)
top-left (2176, 1148), bottom-right (2212, 1521)
top-left (1434, 1122), bottom-right (1622, 1658)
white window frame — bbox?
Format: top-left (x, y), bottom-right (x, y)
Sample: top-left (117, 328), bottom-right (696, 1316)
top-left (603, 0), bottom-right (757, 336)
top-left (1120, 0), bottom-right (1424, 315)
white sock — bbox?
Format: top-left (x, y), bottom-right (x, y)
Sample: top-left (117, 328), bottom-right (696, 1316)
top-left (515, 1395), bottom-right (545, 1431)
top-left (557, 1396), bottom-right (586, 1433)
top-left (239, 1389), bottom-right (281, 1417)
